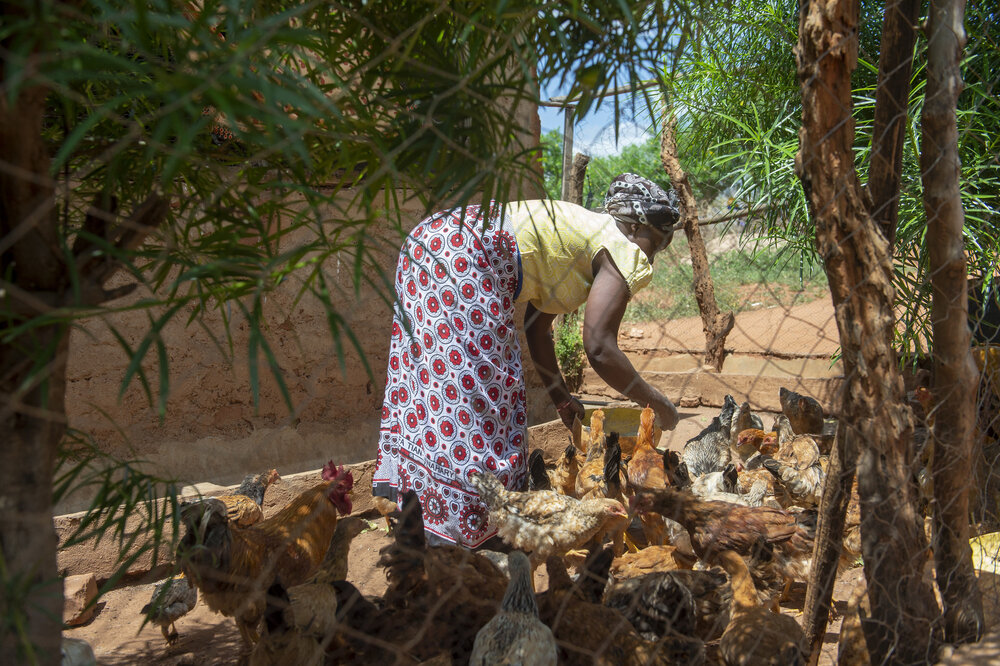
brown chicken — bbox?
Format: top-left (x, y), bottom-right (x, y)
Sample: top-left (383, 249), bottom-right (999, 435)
top-left (250, 580), bottom-right (335, 666)
top-left (372, 490), bottom-right (509, 663)
top-left (371, 495), bottom-right (398, 531)
top-left (549, 443), bottom-right (581, 497)
top-left (470, 551), bottom-right (558, 666)
top-left (735, 456), bottom-right (776, 499)
top-left (629, 487), bottom-right (813, 598)
top-left (250, 516), bottom-right (368, 665)
top-left (538, 551), bottom-right (704, 666)
top-left (576, 410), bottom-right (626, 501)
top-left (625, 406), bottom-right (671, 545)
top-left (735, 428), bottom-right (779, 457)
top-left (729, 401), bottom-right (764, 463)
top-left (762, 434), bottom-right (824, 507)
top-left (610, 545), bottom-right (696, 580)
top-left (470, 471), bottom-right (630, 565)
top-left (779, 387), bottom-right (825, 436)
top-left (216, 469), bottom-right (281, 527)
top-left (178, 461), bottom-right (354, 645)
top-left (143, 469), bottom-right (279, 645)
top-left (626, 406), bottom-right (669, 493)
top-left (717, 549), bottom-right (807, 665)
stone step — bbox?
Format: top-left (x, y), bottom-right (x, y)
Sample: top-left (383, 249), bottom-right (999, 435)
top-left (580, 367), bottom-right (842, 415)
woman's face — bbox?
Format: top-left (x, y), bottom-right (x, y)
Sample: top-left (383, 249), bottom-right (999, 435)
top-left (650, 227), bottom-right (674, 255)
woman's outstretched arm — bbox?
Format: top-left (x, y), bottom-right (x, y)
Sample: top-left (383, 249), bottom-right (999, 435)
top-left (583, 250), bottom-right (679, 429)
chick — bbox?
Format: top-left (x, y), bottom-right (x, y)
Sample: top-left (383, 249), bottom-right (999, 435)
top-left (141, 573), bottom-right (198, 644)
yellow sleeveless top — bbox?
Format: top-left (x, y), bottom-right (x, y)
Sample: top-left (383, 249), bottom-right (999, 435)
top-left (503, 200), bottom-right (653, 314)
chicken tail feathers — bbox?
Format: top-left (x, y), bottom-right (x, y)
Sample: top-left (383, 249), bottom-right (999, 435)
top-left (604, 433), bottom-right (622, 496)
top-left (263, 579), bottom-right (291, 636)
top-left (469, 471), bottom-right (506, 510)
top-left (578, 545), bottom-right (614, 604)
top-left (760, 455), bottom-right (782, 477)
top-left (528, 449), bottom-right (551, 492)
top-left (795, 508), bottom-right (818, 538)
top-left (396, 490), bottom-right (426, 552)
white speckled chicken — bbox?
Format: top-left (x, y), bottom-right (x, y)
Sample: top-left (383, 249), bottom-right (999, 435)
top-left (761, 434), bottom-right (825, 507)
top-left (683, 395), bottom-right (738, 478)
top-left (470, 551), bottom-right (557, 666)
top-left (470, 471), bottom-right (630, 565)
top-left (141, 573), bottom-right (198, 645)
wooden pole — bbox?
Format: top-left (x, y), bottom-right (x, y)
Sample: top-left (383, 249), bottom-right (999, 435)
top-left (560, 107), bottom-right (574, 201)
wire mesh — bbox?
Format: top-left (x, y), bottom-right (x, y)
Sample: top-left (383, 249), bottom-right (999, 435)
top-left (5, 1), bottom-right (996, 665)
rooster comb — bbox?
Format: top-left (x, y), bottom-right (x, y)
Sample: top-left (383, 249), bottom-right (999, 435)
top-left (321, 461), bottom-right (353, 487)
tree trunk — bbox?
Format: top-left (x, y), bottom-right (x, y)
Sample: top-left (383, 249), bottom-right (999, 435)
top-left (921, 0), bottom-right (983, 645)
top-left (802, 421), bottom-right (855, 664)
top-left (803, 3), bottom-right (919, 654)
top-left (659, 109), bottom-right (733, 371)
top-left (795, 1), bottom-right (940, 663)
top-left (568, 152), bottom-right (590, 206)
top-left (868, 0), bottom-right (920, 249)
top-left (0, 85), bottom-right (67, 664)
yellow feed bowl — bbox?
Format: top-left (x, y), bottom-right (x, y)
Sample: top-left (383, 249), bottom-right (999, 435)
top-left (580, 406), bottom-right (662, 457)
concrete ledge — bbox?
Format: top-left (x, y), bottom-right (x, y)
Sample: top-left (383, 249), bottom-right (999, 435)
top-left (56, 460), bottom-right (376, 584)
top-left (581, 368), bottom-right (843, 415)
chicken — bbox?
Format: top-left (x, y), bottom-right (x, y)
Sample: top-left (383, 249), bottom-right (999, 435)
top-left (604, 568), bottom-right (732, 643)
top-left (372, 495), bottom-right (399, 531)
top-left (663, 449), bottom-right (692, 489)
top-left (682, 395), bottom-right (738, 478)
top-left (690, 464), bottom-right (738, 501)
top-left (610, 545), bottom-right (697, 580)
top-left (910, 386), bottom-right (935, 504)
top-left (141, 573), bottom-right (198, 645)
top-left (729, 401), bottom-right (764, 463)
top-left (469, 471), bottom-right (631, 565)
top-left (252, 518), bottom-right (369, 665)
top-left (177, 460), bottom-right (354, 645)
top-left (316, 515), bottom-right (367, 582)
top-left (736, 455), bottom-right (776, 497)
top-left (528, 448), bottom-right (553, 491)
top-left (761, 434), bottom-right (824, 507)
top-left (325, 580), bottom-right (386, 664)
top-left (625, 407), bottom-right (670, 544)
top-left (374, 490), bottom-right (509, 663)
top-left (717, 549), bottom-right (807, 666)
top-left (470, 551), bottom-right (558, 666)
top-left (779, 387), bottom-right (824, 436)
top-left (538, 553), bottom-right (703, 666)
top-left (735, 428), bottom-right (779, 457)
top-left (575, 411), bottom-right (625, 501)
top-left (549, 443), bottom-right (581, 497)
top-left (250, 580), bottom-right (330, 666)
top-left (215, 468), bottom-right (281, 527)
top-left (629, 487), bottom-right (813, 593)
top-left (142, 472), bottom-right (277, 646)
top-left (769, 414), bottom-right (792, 447)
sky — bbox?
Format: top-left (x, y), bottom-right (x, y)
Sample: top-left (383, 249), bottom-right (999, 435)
top-left (537, 81), bottom-right (657, 157)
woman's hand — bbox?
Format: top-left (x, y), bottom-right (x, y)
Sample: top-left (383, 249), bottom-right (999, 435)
top-left (648, 394), bottom-right (679, 431)
top-left (556, 396), bottom-right (586, 430)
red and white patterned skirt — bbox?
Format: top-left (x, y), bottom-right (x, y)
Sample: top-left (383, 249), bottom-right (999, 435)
top-left (372, 203), bottom-right (526, 548)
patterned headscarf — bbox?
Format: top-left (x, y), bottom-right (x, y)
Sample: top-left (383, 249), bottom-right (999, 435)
top-left (603, 173), bottom-right (680, 232)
